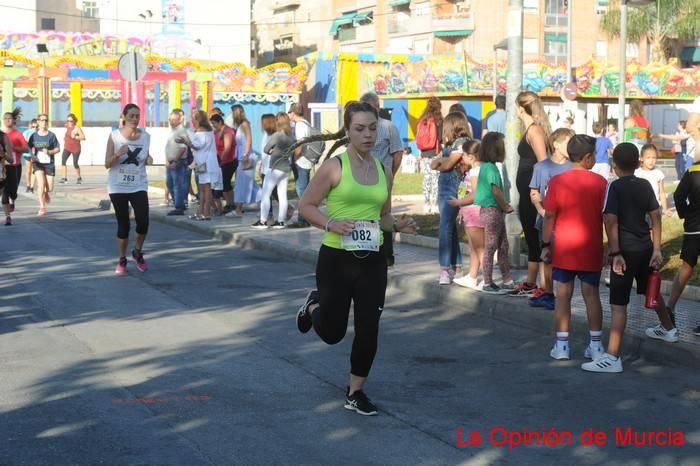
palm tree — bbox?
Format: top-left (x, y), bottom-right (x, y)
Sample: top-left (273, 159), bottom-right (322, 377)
top-left (599, 0), bottom-right (700, 63)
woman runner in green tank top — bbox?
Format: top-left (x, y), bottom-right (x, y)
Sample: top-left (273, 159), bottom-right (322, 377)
top-left (293, 101), bottom-right (417, 416)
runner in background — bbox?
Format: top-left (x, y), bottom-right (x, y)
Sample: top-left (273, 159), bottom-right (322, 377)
top-left (2, 108), bottom-right (28, 225)
top-left (105, 104), bottom-right (152, 275)
top-left (59, 113), bottom-right (85, 185)
top-left (22, 118), bottom-right (37, 193)
top-left (27, 114), bottom-right (60, 216)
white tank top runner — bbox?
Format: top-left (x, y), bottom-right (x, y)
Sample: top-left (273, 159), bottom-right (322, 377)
top-left (107, 129), bottom-right (151, 194)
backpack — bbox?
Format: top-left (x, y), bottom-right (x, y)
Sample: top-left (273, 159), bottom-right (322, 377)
top-left (300, 122), bottom-right (326, 164)
top-left (416, 117), bottom-right (438, 152)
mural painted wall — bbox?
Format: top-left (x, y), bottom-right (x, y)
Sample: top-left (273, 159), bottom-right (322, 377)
top-left (303, 53), bottom-right (699, 101)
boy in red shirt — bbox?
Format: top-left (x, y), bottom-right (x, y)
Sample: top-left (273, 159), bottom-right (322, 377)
top-left (541, 135), bottom-right (608, 361)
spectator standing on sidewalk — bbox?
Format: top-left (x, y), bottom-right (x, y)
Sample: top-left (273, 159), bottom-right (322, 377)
top-left (430, 111), bottom-right (471, 284)
top-left (252, 112), bottom-right (294, 229)
top-left (211, 114), bottom-right (237, 213)
top-left (177, 111), bottom-right (220, 221)
top-left (27, 114), bottom-right (60, 216)
top-left (231, 104), bottom-right (257, 215)
top-left (2, 109), bottom-right (28, 225)
top-left (483, 95), bottom-right (507, 137)
top-left (59, 113), bottom-right (85, 185)
top-left (295, 101), bottom-right (417, 416)
top-left (667, 96), bottom-right (700, 336)
top-left (416, 97), bottom-right (443, 214)
top-left (474, 132), bottom-right (515, 294)
top-left (582, 143), bottom-right (677, 373)
top-left (287, 103), bottom-right (313, 228)
top-left (360, 92), bottom-right (403, 267)
top-left (635, 144), bottom-right (671, 216)
top-left (451, 140), bottom-right (484, 291)
top-left (105, 104), bottom-right (152, 275)
top-left (513, 91), bottom-right (552, 298)
top-left (528, 128), bottom-right (575, 310)
top-left (541, 135), bottom-right (607, 363)
top-left (164, 108), bottom-right (189, 216)
top-left (655, 121), bottom-right (689, 180)
top-left (592, 122), bottom-right (613, 180)
top-left (22, 118), bottom-right (37, 193)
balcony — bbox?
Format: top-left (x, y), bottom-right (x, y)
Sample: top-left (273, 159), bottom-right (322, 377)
top-left (545, 13), bottom-right (567, 28)
top-left (388, 12), bottom-right (473, 36)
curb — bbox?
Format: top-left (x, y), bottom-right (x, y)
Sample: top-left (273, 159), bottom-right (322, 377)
top-left (58, 191), bottom-right (700, 370)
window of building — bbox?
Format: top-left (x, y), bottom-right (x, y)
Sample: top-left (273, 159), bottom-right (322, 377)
top-left (82, 1), bottom-right (98, 18)
top-left (524, 38), bottom-right (539, 54)
top-left (413, 38), bottom-right (431, 54)
top-left (524, 0), bottom-right (539, 12)
top-left (544, 0), bottom-right (567, 27)
top-left (413, 1), bottom-right (431, 17)
top-left (273, 35), bottom-right (294, 58)
top-left (338, 28), bottom-right (356, 42)
top-left (40, 18), bottom-right (55, 30)
top-left (596, 40), bottom-right (608, 58)
top-left (544, 34), bottom-right (567, 65)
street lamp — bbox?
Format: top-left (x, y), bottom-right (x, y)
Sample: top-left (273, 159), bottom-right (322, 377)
top-left (618, 0), bottom-right (653, 143)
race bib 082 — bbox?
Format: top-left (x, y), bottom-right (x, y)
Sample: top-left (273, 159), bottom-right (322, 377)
top-left (341, 221), bottom-right (380, 252)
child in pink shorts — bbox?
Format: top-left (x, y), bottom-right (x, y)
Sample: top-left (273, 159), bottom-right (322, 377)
top-left (451, 140), bottom-right (485, 290)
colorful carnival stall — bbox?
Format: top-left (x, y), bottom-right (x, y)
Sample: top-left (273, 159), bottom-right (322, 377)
top-left (301, 52), bottom-right (700, 149)
top-left (0, 31), bottom-right (306, 164)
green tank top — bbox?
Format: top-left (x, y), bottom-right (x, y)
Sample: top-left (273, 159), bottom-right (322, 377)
top-left (322, 151), bottom-right (389, 249)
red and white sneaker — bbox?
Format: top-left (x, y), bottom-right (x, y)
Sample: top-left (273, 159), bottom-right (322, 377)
top-left (508, 282), bottom-right (537, 297)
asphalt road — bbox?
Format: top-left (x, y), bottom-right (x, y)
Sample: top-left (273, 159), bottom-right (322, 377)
top-left (1, 195), bottom-right (699, 466)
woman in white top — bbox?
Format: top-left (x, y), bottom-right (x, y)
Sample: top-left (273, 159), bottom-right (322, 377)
top-left (177, 110), bottom-right (220, 221)
top-left (104, 104), bottom-right (153, 275)
top-left (231, 104), bottom-right (257, 215)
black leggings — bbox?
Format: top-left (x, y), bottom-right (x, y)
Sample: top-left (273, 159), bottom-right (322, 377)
top-left (221, 160), bottom-right (237, 192)
top-left (516, 167), bottom-right (541, 263)
top-left (109, 191), bottom-right (149, 240)
top-left (313, 244), bottom-right (388, 378)
top-left (2, 165), bottom-right (21, 205)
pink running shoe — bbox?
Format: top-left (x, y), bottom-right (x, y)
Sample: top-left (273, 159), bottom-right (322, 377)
top-left (115, 257), bottom-right (127, 275)
top-left (132, 249), bottom-right (148, 273)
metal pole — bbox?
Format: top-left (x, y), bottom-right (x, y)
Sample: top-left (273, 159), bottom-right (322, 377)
top-left (567, 0), bottom-right (573, 83)
top-left (493, 49), bottom-right (498, 97)
top-left (505, 0), bottom-right (524, 267)
top-left (618, 0), bottom-right (627, 144)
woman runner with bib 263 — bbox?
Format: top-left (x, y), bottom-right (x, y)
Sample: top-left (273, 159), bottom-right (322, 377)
top-left (295, 101), bottom-right (417, 416)
top-left (105, 104), bottom-right (152, 275)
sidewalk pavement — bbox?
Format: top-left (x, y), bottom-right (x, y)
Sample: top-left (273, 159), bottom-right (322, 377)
top-left (31, 170), bottom-right (700, 369)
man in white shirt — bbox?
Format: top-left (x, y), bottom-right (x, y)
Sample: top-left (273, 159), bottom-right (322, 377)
top-left (288, 103), bottom-right (312, 228)
top-left (360, 92), bottom-right (403, 266)
top-left (164, 109), bottom-right (189, 215)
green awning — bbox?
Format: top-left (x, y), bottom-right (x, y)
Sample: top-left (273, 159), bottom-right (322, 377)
top-left (434, 29), bottom-right (473, 38)
top-left (329, 12), bottom-right (357, 35)
top-left (389, 0), bottom-right (411, 6)
top-left (544, 34), bottom-right (567, 43)
top-left (681, 46), bottom-right (700, 63)
top-left (353, 11), bottom-right (372, 24)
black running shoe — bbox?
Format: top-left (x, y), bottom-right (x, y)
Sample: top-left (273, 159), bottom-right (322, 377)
top-left (693, 324), bottom-right (700, 337)
top-left (296, 290), bottom-right (319, 333)
top-left (251, 220), bottom-right (268, 229)
top-left (344, 388), bottom-right (378, 416)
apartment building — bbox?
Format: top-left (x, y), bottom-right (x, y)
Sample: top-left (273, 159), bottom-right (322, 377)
top-left (252, 0), bottom-right (332, 67)
top-left (252, 0), bottom-right (652, 68)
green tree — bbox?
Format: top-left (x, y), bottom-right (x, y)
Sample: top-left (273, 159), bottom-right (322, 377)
top-left (599, 0), bottom-right (700, 63)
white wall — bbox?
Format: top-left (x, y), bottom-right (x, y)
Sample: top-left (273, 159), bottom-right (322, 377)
top-left (0, 0), bottom-right (38, 32)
